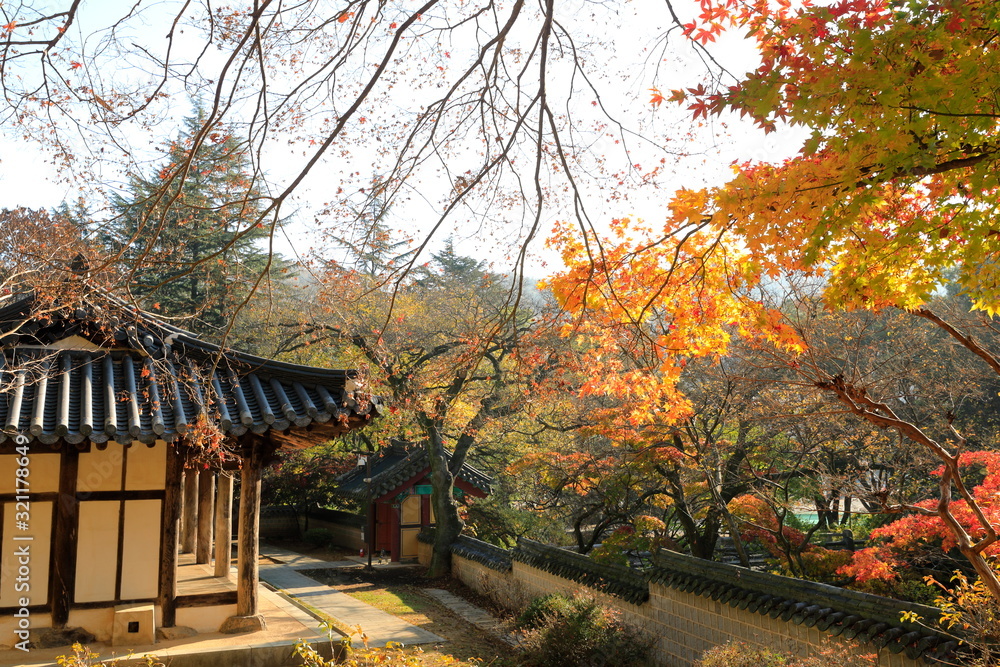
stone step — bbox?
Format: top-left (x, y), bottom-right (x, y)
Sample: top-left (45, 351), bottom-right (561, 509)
top-left (422, 588), bottom-right (518, 646)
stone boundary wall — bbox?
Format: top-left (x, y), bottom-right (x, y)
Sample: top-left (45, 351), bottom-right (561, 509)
top-left (304, 507), bottom-right (366, 552)
top-left (259, 505), bottom-right (300, 539)
top-left (258, 506), bottom-right (366, 551)
top-left (417, 531), bottom-right (953, 667)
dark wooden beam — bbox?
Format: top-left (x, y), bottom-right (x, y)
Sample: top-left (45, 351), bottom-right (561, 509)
top-left (176, 591), bottom-right (238, 608)
top-left (236, 440), bottom-right (261, 617)
top-left (220, 436), bottom-right (266, 633)
top-left (51, 449), bottom-right (79, 627)
top-left (196, 469), bottom-right (215, 564)
top-left (214, 472), bottom-right (234, 579)
top-left (181, 468), bottom-right (198, 553)
top-left (158, 444), bottom-right (183, 628)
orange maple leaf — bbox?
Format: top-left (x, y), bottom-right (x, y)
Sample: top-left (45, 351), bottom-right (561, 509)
top-left (649, 88), bottom-right (665, 107)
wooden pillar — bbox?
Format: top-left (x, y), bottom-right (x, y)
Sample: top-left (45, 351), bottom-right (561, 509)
top-left (390, 503), bottom-right (401, 562)
top-left (51, 449), bottom-right (79, 628)
top-left (196, 469), bottom-right (215, 564)
top-left (158, 445), bottom-right (183, 628)
top-left (181, 469), bottom-right (198, 553)
top-left (220, 438), bottom-right (266, 633)
top-left (214, 472), bottom-right (234, 579)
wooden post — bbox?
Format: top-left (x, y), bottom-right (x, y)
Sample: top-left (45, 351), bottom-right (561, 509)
top-left (220, 438), bottom-right (266, 633)
top-left (214, 472), bottom-right (234, 579)
top-left (181, 469), bottom-right (198, 553)
top-left (159, 445), bottom-right (183, 628)
top-left (51, 448), bottom-right (79, 628)
top-left (196, 469), bottom-right (215, 564)
top-left (391, 503), bottom-right (402, 562)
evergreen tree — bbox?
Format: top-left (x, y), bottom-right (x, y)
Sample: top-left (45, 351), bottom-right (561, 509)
top-left (104, 109), bottom-right (287, 337)
top-left (327, 184), bottom-right (415, 279)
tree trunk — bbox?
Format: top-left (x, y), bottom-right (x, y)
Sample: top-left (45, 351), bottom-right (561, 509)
top-left (814, 496), bottom-right (830, 530)
top-left (422, 415), bottom-right (462, 578)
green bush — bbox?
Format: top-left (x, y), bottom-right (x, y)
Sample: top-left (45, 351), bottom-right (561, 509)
top-left (302, 528), bottom-right (334, 548)
top-left (515, 593), bottom-right (575, 629)
top-left (517, 594), bottom-right (653, 667)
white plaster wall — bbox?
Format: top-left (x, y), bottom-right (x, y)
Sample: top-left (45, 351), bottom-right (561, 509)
top-left (0, 612), bottom-right (51, 648)
top-left (0, 501), bottom-right (52, 607)
top-left (119, 500), bottom-right (161, 600)
top-left (125, 443), bottom-right (166, 491)
top-left (176, 604), bottom-right (237, 633)
top-left (75, 501), bottom-right (120, 603)
top-left (0, 453), bottom-right (60, 494)
top-left (67, 608), bottom-right (115, 642)
top-left (78, 447), bottom-right (124, 494)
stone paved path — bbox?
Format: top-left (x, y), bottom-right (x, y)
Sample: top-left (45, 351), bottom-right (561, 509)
top-left (258, 555), bottom-right (444, 649)
top-left (260, 544), bottom-right (358, 570)
top-left (423, 588), bottom-right (518, 646)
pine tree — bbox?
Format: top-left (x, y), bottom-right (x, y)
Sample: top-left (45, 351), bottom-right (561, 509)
top-left (105, 109), bottom-right (287, 337)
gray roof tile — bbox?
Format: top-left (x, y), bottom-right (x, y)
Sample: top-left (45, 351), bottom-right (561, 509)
top-left (0, 294), bottom-right (381, 446)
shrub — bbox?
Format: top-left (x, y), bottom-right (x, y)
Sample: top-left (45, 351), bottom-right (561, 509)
top-left (302, 528), bottom-right (334, 548)
top-left (294, 624), bottom-right (482, 667)
top-left (517, 593), bottom-right (653, 667)
top-left (697, 642), bottom-right (789, 667)
top-left (930, 566), bottom-right (1000, 667)
top-left (515, 593), bottom-right (575, 629)
top-left (697, 640), bottom-right (876, 667)
top-left (56, 643), bottom-right (164, 667)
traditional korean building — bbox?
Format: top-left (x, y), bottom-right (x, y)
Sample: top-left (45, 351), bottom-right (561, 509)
top-left (0, 290), bottom-right (380, 647)
top-left (334, 441), bottom-right (490, 562)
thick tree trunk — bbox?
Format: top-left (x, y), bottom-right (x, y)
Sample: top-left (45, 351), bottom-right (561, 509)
top-left (422, 416), bottom-right (463, 578)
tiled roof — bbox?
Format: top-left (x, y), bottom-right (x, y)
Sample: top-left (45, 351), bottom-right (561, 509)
top-left (0, 293), bottom-right (381, 447)
top-left (649, 549), bottom-right (958, 664)
top-left (336, 441), bottom-right (492, 500)
top-left (441, 532), bottom-right (512, 572)
top-left (434, 532), bottom-right (960, 664)
top-left (514, 538), bottom-right (650, 605)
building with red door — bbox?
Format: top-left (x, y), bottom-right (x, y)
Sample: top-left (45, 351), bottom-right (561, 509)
top-left (335, 441), bottom-right (490, 561)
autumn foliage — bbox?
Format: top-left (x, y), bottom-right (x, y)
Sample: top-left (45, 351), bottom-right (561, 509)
top-left (545, 0), bottom-right (1000, 599)
top-left (840, 452), bottom-right (1000, 584)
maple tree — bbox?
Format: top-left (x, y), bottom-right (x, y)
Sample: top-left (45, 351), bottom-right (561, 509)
top-left (0, 206), bottom-right (105, 331)
top-left (285, 242), bottom-right (538, 576)
top-left (509, 318), bottom-right (881, 565)
top-left (548, 0), bottom-right (1000, 597)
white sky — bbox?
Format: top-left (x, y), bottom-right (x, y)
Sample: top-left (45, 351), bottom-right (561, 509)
top-left (0, 1), bottom-right (804, 278)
